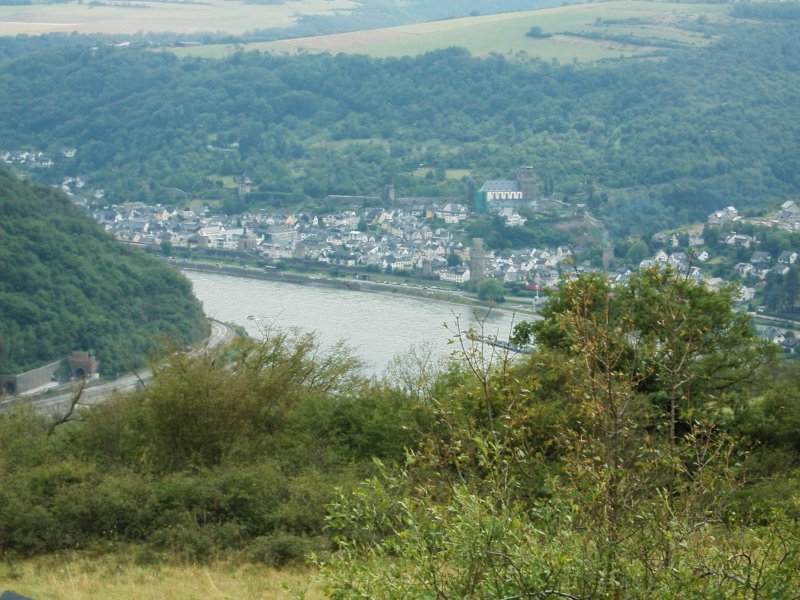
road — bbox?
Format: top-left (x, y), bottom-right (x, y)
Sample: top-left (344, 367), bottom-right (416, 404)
top-left (1, 319), bottom-right (236, 416)
top-left (749, 311), bottom-right (800, 328)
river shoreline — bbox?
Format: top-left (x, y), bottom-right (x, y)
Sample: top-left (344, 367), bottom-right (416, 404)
top-left (177, 261), bottom-right (542, 319)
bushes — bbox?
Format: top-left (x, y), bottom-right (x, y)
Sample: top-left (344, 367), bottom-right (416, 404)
top-left (321, 271), bottom-right (800, 597)
top-left (0, 332), bottom-right (418, 559)
top-left (0, 458), bottom-right (339, 558)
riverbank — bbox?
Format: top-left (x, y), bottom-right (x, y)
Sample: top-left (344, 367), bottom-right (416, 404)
top-left (177, 260), bottom-right (542, 319)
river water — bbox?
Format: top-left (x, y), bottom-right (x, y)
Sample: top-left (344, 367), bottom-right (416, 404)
top-left (185, 270), bottom-right (520, 376)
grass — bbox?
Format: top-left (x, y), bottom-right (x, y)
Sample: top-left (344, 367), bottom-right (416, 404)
top-left (0, 0), bottom-right (353, 36)
top-left (412, 167), bottom-right (472, 180)
top-left (206, 174), bottom-right (237, 188)
top-left (174, 1), bottom-right (731, 63)
top-left (0, 552), bottom-right (326, 600)
top-left (312, 138), bottom-right (390, 150)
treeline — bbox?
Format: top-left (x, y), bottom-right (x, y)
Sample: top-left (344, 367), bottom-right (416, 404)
top-left (733, 1), bottom-right (800, 21)
top-left (2, 269), bottom-right (800, 596)
top-left (0, 20), bottom-right (797, 235)
top-left (0, 170), bottom-right (207, 375)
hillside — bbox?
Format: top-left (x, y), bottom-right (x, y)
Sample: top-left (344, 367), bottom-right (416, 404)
top-left (0, 14), bottom-right (797, 236)
top-left (0, 170), bottom-right (208, 376)
top-left (1, 269), bottom-right (799, 597)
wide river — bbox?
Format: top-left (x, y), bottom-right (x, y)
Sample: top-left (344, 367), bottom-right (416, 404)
top-left (185, 270), bottom-right (521, 376)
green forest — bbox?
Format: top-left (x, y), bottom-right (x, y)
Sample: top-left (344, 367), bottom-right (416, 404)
top-left (0, 17), bottom-right (798, 237)
top-left (0, 170), bottom-right (208, 375)
top-left (2, 269), bottom-right (800, 597)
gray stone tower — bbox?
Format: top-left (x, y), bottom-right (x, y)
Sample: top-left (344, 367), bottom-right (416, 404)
top-left (517, 166), bottom-right (538, 204)
top-left (469, 237), bottom-right (485, 288)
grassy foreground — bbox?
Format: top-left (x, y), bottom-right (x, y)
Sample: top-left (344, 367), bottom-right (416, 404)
top-left (0, 553), bottom-right (325, 600)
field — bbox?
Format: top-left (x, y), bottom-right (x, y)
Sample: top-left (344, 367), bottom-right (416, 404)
top-left (0, 0), bottom-right (355, 36)
top-left (0, 553), bottom-right (325, 600)
top-left (173, 1), bottom-right (731, 62)
top-left (413, 167), bottom-right (472, 180)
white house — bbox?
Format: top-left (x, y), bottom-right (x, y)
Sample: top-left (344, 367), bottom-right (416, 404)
top-left (498, 208), bottom-right (527, 227)
top-left (438, 268), bottom-right (470, 284)
top-left (708, 206), bottom-right (739, 225)
top-left (504, 265), bottom-right (519, 283)
top-left (435, 203), bottom-right (468, 224)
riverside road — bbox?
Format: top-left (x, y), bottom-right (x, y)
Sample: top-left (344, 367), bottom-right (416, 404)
top-left (0, 320), bottom-right (236, 417)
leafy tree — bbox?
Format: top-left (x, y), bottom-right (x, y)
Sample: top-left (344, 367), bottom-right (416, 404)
top-left (323, 270), bottom-right (791, 598)
top-left (624, 239), bottom-right (649, 266)
top-left (525, 26), bottom-right (549, 39)
top-left (476, 278), bottom-right (505, 302)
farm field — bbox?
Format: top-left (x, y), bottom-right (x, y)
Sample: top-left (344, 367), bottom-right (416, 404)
top-left (0, 0), bottom-right (355, 36)
top-left (172, 1), bottom-right (731, 62)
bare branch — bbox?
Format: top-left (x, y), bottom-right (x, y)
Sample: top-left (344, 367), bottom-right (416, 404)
top-left (47, 376), bottom-right (88, 435)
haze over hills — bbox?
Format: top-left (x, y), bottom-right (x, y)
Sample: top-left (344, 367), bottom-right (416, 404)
top-left (0, 169), bottom-right (208, 376)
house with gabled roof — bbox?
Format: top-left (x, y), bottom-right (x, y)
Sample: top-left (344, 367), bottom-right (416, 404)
top-left (779, 201), bottom-right (799, 222)
top-left (708, 206), bottom-right (739, 225)
top-left (750, 251), bottom-right (772, 265)
top-left (725, 233), bottom-right (755, 249)
top-left (438, 267), bottom-right (470, 284)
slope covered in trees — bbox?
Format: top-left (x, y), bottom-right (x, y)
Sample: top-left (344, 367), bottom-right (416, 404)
top-left (2, 269), bottom-right (800, 596)
top-left (0, 170), bottom-right (208, 375)
top-left (0, 18), bottom-right (797, 235)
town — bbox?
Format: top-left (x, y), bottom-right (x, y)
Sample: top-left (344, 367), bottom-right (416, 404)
top-left (6, 146), bottom-right (799, 353)
top-left (82, 180), bottom-right (800, 354)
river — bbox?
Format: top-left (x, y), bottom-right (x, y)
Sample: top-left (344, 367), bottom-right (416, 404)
top-left (185, 270), bottom-right (522, 376)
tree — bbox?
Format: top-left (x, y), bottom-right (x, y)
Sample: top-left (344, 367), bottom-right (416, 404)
top-left (322, 269), bottom-right (792, 599)
top-left (446, 251), bottom-right (461, 267)
top-left (786, 265), bottom-right (799, 312)
top-left (476, 278), bottom-right (505, 302)
top-left (525, 26), bottom-right (550, 39)
top-left (624, 239), bottom-right (649, 266)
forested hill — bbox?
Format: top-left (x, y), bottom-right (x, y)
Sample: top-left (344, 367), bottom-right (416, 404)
top-left (0, 20), bottom-right (798, 235)
top-left (0, 170), bottom-right (208, 376)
